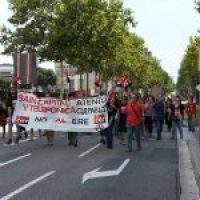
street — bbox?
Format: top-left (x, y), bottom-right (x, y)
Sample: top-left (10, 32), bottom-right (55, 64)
top-left (0, 131), bottom-right (177, 200)
top-left (0, 0), bottom-right (199, 199)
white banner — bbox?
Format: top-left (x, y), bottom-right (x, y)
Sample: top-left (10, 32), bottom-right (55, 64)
top-left (12, 92), bottom-right (108, 132)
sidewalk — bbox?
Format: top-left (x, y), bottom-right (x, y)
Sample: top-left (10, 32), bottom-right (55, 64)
top-left (178, 128), bottom-right (200, 200)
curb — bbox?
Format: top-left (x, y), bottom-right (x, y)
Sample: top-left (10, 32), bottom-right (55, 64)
top-left (178, 139), bottom-right (200, 200)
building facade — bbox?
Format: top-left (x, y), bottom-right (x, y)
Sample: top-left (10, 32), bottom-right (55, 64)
top-left (0, 63), bottom-right (13, 79)
top-left (55, 62), bottom-right (114, 96)
top-left (13, 51), bottom-right (37, 85)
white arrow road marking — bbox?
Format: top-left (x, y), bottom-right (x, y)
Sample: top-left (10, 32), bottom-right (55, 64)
top-left (0, 171), bottom-right (56, 200)
top-left (0, 153), bottom-right (32, 168)
top-left (82, 158), bottom-right (130, 184)
top-left (79, 143), bottom-right (102, 158)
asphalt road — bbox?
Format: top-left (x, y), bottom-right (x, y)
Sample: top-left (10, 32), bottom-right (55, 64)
top-left (0, 130), bottom-right (178, 200)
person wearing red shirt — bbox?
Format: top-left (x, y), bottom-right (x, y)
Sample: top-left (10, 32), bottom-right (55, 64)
top-left (124, 93), bottom-right (143, 152)
top-left (186, 96), bottom-right (197, 132)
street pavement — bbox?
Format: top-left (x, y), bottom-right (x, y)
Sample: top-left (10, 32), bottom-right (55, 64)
top-left (0, 130), bottom-right (178, 200)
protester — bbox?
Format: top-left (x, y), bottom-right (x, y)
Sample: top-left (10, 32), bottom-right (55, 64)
top-left (118, 95), bottom-right (128, 145)
top-left (100, 129), bottom-right (106, 144)
top-left (44, 92), bottom-right (55, 146)
top-left (186, 96), bottom-right (196, 132)
top-left (165, 98), bottom-right (173, 132)
top-left (68, 132), bottom-right (78, 147)
top-left (0, 101), bottom-right (7, 138)
top-left (138, 95), bottom-right (145, 139)
top-left (104, 97), bottom-right (117, 149)
top-left (196, 104), bottom-right (200, 129)
top-left (15, 125), bottom-right (28, 143)
top-left (111, 94), bottom-right (120, 137)
top-left (124, 93), bottom-right (143, 152)
top-left (153, 95), bottom-right (165, 140)
top-left (144, 96), bottom-right (154, 138)
top-left (67, 92), bottom-right (78, 147)
top-left (44, 130), bottom-right (55, 146)
top-left (176, 95), bottom-right (185, 123)
top-left (170, 98), bottom-right (183, 139)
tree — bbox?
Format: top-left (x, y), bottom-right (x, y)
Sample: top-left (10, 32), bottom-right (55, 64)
top-left (0, 0), bottom-right (174, 92)
top-left (36, 67), bottom-right (56, 88)
top-left (0, 77), bottom-right (10, 89)
top-left (1, 0), bottom-right (134, 73)
top-left (104, 32), bottom-right (175, 92)
top-left (195, 0), bottom-right (200, 13)
top-left (177, 36), bottom-right (200, 98)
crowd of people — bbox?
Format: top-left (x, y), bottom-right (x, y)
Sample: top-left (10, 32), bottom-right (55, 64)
top-left (100, 93), bottom-right (197, 152)
top-left (0, 90), bottom-right (198, 152)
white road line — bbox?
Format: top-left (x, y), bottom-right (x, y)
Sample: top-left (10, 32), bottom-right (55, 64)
top-left (0, 153), bottom-right (32, 168)
top-left (3, 137), bottom-right (39, 147)
top-left (0, 171), bottom-right (56, 200)
top-left (79, 143), bottom-right (102, 158)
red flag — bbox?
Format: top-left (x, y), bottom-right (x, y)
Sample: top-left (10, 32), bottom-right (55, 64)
top-left (15, 76), bottom-right (22, 84)
top-left (95, 76), bottom-right (102, 87)
top-left (117, 76), bottom-right (129, 88)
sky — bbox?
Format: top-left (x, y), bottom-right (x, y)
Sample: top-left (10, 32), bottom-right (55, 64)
top-left (0, 0), bottom-right (200, 81)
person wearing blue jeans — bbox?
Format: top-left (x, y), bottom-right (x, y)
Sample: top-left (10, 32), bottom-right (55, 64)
top-left (153, 95), bottom-right (165, 140)
top-left (172, 119), bottom-right (183, 139)
top-left (127, 125), bottom-right (141, 152)
top-left (186, 96), bottom-right (197, 132)
top-left (188, 117), bottom-right (195, 132)
top-left (154, 119), bottom-right (164, 140)
top-left (169, 98), bottom-right (183, 139)
top-left (124, 93), bottom-right (143, 152)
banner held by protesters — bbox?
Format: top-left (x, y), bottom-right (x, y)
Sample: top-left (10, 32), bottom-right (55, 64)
top-left (12, 92), bottom-right (108, 132)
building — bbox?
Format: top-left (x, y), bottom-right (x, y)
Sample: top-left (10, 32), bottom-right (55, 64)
top-left (13, 51), bottom-right (37, 84)
top-left (0, 63), bottom-right (13, 79)
top-left (55, 63), bottom-right (97, 95)
top-left (55, 62), bottom-right (113, 95)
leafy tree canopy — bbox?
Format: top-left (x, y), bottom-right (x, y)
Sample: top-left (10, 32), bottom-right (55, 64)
top-left (177, 36), bottom-right (200, 97)
top-left (36, 67), bottom-right (56, 87)
top-left (0, 0), bottom-right (174, 92)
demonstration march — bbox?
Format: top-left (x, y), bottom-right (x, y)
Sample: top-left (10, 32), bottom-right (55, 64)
top-left (1, 0), bottom-right (200, 199)
top-left (0, 89), bottom-right (198, 150)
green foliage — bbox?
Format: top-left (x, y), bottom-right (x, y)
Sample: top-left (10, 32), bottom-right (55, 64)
top-left (0, 0), bottom-right (174, 92)
top-left (195, 0), bottom-right (200, 13)
top-left (100, 32), bottom-right (174, 92)
top-left (0, 77), bottom-right (10, 89)
top-left (141, 58), bottom-right (175, 92)
top-left (36, 67), bottom-right (56, 87)
top-left (177, 36), bottom-right (200, 97)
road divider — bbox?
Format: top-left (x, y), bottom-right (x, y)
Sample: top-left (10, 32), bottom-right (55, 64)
top-left (0, 170), bottom-right (56, 200)
top-left (0, 153), bottom-right (32, 168)
top-left (79, 143), bottom-right (102, 158)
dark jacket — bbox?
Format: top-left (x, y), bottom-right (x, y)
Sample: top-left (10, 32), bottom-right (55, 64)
top-left (153, 101), bottom-right (165, 120)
